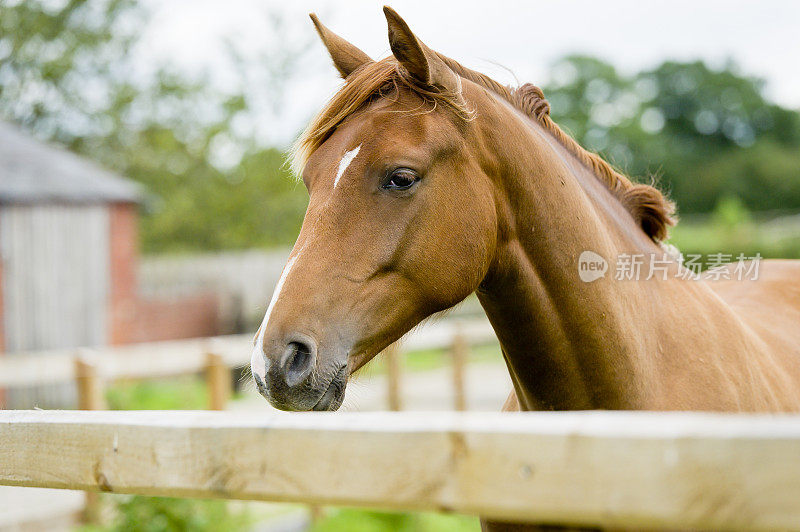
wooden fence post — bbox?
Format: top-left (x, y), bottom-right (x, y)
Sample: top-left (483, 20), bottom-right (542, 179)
top-left (385, 343), bottom-right (402, 411)
top-left (206, 352), bottom-right (230, 411)
top-left (309, 503), bottom-right (325, 524)
top-left (74, 354), bottom-right (105, 412)
top-left (74, 353), bottom-right (105, 523)
top-left (451, 330), bottom-right (468, 411)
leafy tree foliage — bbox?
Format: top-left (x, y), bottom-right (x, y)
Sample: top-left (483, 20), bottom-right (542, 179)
top-left (0, 0), bottom-right (307, 252)
top-left (545, 56), bottom-right (800, 214)
top-left (3, 3), bottom-right (800, 253)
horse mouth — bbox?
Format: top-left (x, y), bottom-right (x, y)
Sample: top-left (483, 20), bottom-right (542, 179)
top-left (312, 366), bottom-right (348, 411)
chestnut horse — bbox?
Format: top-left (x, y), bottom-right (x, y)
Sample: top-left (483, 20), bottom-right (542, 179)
top-left (250, 7), bottom-right (800, 529)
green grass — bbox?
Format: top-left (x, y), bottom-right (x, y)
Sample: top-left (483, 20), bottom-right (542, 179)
top-left (105, 376), bottom-right (208, 410)
top-left (669, 199), bottom-right (800, 261)
top-left (75, 496), bottom-right (252, 532)
top-left (310, 508), bottom-right (481, 532)
top-left (406, 343), bottom-right (501, 371)
top-left (669, 220), bottom-right (800, 260)
top-left (355, 342), bottom-right (503, 379)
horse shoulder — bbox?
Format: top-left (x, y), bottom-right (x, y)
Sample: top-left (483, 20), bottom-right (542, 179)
top-left (701, 259), bottom-right (800, 409)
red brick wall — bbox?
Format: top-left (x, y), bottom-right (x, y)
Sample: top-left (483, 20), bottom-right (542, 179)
top-left (122, 293), bottom-right (219, 344)
top-left (108, 202), bottom-right (220, 344)
top-left (109, 202), bottom-right (139, 345)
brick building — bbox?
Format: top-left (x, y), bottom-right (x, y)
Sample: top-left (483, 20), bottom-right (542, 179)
top-left (0, 122), bottom-right (219, 406)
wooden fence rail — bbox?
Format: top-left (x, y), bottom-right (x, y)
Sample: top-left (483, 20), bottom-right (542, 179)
top-left (0, 318), bottom-right (497, 411)
top-left (0, 319), bottom-right (495, 387)
top-left (0, 318), bottom-right (497, 523)
top-left (2, 410), bottom-right (800, 530)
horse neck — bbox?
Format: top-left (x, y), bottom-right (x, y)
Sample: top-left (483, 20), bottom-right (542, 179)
top-left (474, 98), bottom-right (668, 411)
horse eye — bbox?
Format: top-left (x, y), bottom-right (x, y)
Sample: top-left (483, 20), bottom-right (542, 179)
top-left (383, 168), bottom-right (420, 191)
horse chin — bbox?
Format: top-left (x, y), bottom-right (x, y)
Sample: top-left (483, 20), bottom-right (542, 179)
top-left (311, 366), bottom-right (348, 411)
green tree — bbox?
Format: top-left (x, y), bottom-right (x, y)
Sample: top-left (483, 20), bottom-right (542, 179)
top-left (0, 0), bottom-right (140, 142)
top-left (0, 0), bottom-right (309, 252)
top-left (544, 56), bottom-right (800, 215)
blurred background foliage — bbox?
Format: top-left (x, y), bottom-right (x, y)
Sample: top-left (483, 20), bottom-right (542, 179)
top-left (0, 0), bottom-right (307, 252)
top-left (546, 55), bottom-right (800, 214)
top-left (79, 496), bottom-right (252, 532)
top-left (1, 0), bottom-right (800, 256)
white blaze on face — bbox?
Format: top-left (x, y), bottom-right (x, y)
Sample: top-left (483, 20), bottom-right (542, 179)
top-left (333, 144), bottom-right (361, 189)
top-left (251, 251), bottom-right (301, 382)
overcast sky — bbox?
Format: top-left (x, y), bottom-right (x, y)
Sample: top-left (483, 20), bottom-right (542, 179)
top-left (138, 0), bottom-right (800, 145)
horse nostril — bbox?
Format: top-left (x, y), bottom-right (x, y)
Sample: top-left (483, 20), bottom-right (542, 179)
top-left (283, 340), bottom-right (315, 387)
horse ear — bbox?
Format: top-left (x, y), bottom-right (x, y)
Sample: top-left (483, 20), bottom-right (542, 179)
top-left (383, 6), bottom-right (460, 94)
top-left (310, 13), bottom-right (373, 78)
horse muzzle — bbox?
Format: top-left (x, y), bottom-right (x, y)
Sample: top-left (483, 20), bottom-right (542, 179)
top-left (251, 334), bottom-right (348, 411)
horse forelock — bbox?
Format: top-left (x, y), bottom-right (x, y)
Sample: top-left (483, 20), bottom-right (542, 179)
top-left (289, 58), bottom-right (469, 177)
top-left (292, 54), bottom-right (676, 242)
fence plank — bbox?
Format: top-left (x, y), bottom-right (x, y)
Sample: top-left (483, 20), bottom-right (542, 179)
top-left (2, 410), bottom-right (800, 530)
top-left (206, 352), bottom-right (230, 411)
top-left (74, 355), bottom-right (105, 411)
top-left (73, 355), bottom-right (105, 523)
top-left (0, 318), bottom-right (497, 387)
top-left (451, 331), bottom-right (468, 411)
top-left (385, 343), bottom-right (402, 411)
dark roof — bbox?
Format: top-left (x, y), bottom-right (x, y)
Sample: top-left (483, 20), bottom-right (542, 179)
top-left (0, 122), bottom-right (143, 204)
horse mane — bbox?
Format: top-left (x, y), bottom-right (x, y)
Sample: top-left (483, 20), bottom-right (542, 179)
top-left (291, 56), bottom-right (676, 242)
